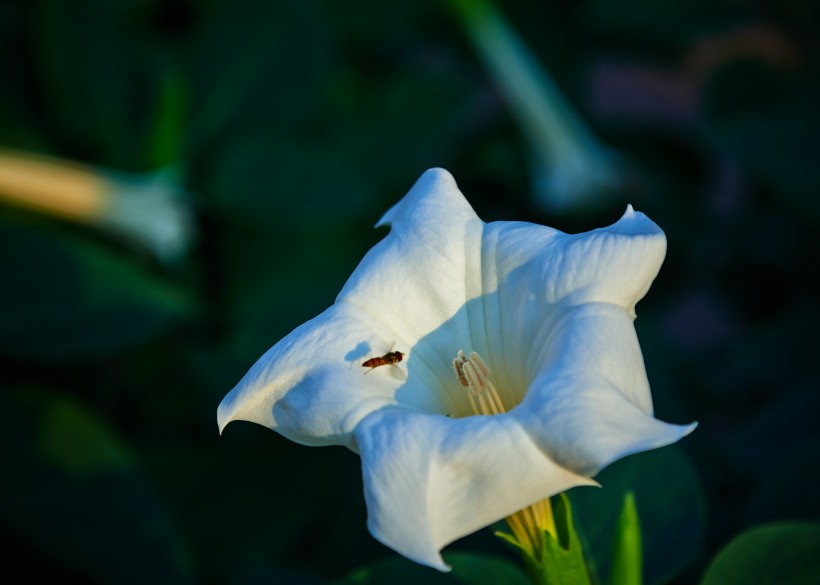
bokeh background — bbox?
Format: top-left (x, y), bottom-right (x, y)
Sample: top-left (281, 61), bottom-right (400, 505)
top-left (1, 0), bottom-right (819, 583)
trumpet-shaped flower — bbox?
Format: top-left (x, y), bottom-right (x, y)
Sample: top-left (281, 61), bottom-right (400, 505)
top-left (0, 149), bottom-right (193, 264)
top-left (217, 168), bottom-right (695, 571)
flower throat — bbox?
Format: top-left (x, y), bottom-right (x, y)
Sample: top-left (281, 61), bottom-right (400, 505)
top-left (453, 350), bottom-right (557, 559)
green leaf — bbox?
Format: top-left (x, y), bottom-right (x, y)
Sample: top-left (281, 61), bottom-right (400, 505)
top-left (206, 132), bottom-right (377, 223)
top-left (0, 4), bottom-right (50, 152)
top-left (0, 219), bottom-right (193, 361)
top-left (32, 0), bottom-right (166, 169)
top-left (570, 445), bottom-right (705, 585)
top-left (497, 494), bottom-right (595, 585)
top-left (447, 551), bottom-right (530, 585)
top-left (142, 436), bottom-right (353, 581)
top-left (334, 553), bottom-right (528, 585)
top-left (334, 556), bottom-right (457, 585)
top-left (537, 494), bottom-right (594, 585)
top-left (186, 0), bottom-right (331, 150)
top-left (145, 66), bottom-right (188, 169)
top-left (609, 492), bottom-right (642, 585)
top-left (39, 398), bottom-right (134, 475)
top-left (700, 523), bottom-right (820, 585)
top-left (0, 388), bottom-right (191, 583)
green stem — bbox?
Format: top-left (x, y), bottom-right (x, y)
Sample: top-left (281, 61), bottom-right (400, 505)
top-left (497, 494), bottom-right (595, 585)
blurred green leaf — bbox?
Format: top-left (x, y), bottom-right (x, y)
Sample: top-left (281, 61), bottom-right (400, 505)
top-left (146, 66), bottom-right (188, 169)
top-left (209, 216), bottom-right (376, 362)
top-left (202, 65), bottom-right (472, 224)
top-left (447, 551), bottom-right (530, 585)
top-left (32, 0), bottom-right (167, 168)
top-left (700, 523), bottom-right (820, 585)
top-left (324, 0), bottom-right (436, 47)
top-left (570, 445), bottom-right (705, 585)
top-left (0, 387), bottom-right (191, 583)
top-left (0, 3), bottom-right (50, 151)
top-left (207, 132), bottom-right (376, 223)
top-left (335, 556), bottom-right (455, 585)
top-left (335, 552), bottom-right (527, 585)
top-left (186, 0), bottom-right (331, 151)
top-left (328, 71), bottom-right (470, 190)
top-left (609, 492), bottom-right (642, 585)
top-left (142, 434), bottom-right (364, 581)
top-left (40, 397), bottom-right (134, 474)
top-left (0, 220), bottom-right (193, 361)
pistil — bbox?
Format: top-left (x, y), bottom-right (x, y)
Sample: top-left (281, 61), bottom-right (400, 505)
top-left (453, 349), bottom-right (558, 559)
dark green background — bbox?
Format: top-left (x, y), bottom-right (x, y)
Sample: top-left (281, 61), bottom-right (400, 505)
top-left (1, 0), bottom-right (819, 583)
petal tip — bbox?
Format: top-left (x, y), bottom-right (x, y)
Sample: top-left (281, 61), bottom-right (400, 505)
top-left (429, 558), bottom-right (452, 573)
top-left (409, 168), bottom-right (459, 204)
top-left (216, 400), bottom-right (233, 435)
top-left (581, 476), bottom-right (601, 488)
top-left (367, 515), bottom-right (451, 572)
top-left (681, 420), bottom-right (699, 438)
top-left (653, 419), bottom-right (698, 453)
top-left (216, 390), bottom-right (243, 435)
top-left (610, 205), bottom-right (665, 240)
top-left (419, 166), bottom-right (456, 185)
top-left (375, 167), bottom-right (461, 229)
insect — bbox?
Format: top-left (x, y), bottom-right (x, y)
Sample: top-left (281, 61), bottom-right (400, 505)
top-left (362, 349), bottom-right (404, 374)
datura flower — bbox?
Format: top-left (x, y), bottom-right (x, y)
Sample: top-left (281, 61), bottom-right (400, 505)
top-left (217, 168), bottom-right (695, 571)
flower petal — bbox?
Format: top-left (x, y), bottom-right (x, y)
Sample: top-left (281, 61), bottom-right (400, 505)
top-left (514, 302), bottom-right (696, 477)
top-left (338, 168), bottom-right (485, 384)
top-left (540, 205), bottom-right (667, 316)
top-left (354, 407), bottom-right (596, 570)
top-left (218, 169), bottom-right (486, 445)
top-left (217, 304), bottom-right (400, 448)
top-left (464, 205), bottom-right (666, 405)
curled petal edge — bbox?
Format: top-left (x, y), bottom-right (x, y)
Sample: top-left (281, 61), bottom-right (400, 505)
top-left (354, 408), bottom-right (598, 571)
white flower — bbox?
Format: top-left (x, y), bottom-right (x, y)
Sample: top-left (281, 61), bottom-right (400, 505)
top-left (447, 0), bottom-right (625, 212)
top-left (0, 149), bottom-right (193, 264)
top-left (97, 167), bottom-right (193, 265)
top-left (217, 168), bottom-right (695, 571)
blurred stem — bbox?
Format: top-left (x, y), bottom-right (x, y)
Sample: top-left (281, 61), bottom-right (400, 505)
top-left (446, 0), bottom-right (601, 169)
top-left (445, 0), bottom-right (622, 212)
top-left (146, 65), bottom-right (187, 169)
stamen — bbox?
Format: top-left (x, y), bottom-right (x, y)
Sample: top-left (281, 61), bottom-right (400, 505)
top-left (451, 348), bottom-right (557, 560)
top-left (453, 352), bottom-right (469, 387)
top-left (453, 350), bottom-right (507, 416)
